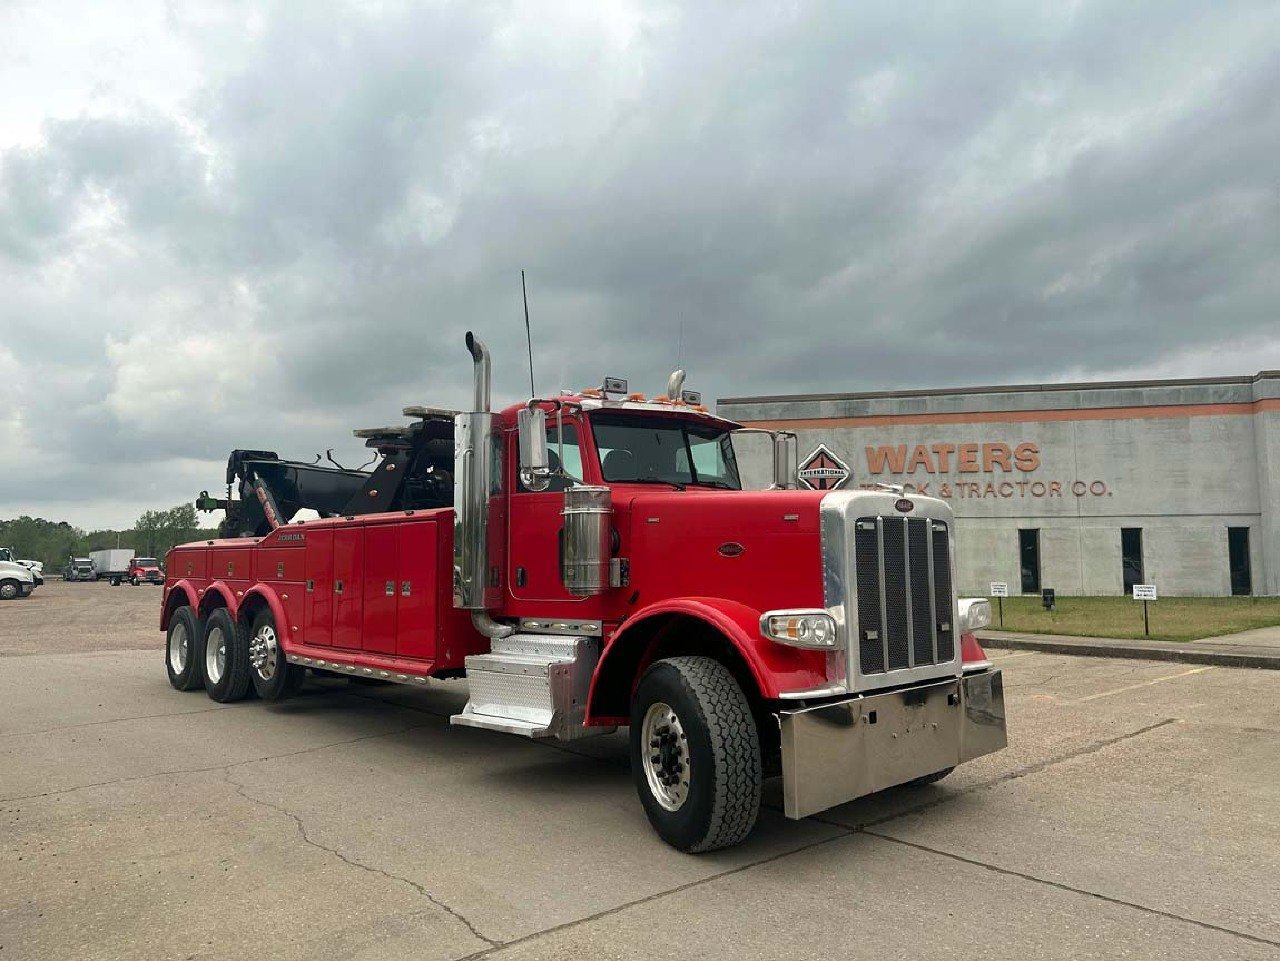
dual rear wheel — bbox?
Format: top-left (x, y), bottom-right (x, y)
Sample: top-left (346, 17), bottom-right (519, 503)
top-left (165, 606), bottom-right (304, 702)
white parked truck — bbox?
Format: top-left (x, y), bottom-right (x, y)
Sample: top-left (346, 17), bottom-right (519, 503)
top-left (0, 560), bottom-right (36, 600)
top-left (89, 549), bottom-right (134, 581)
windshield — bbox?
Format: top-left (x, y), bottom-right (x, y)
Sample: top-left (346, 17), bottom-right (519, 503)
top-left (135, 558), bottom-right (159, 566)
top-left (591, 413), bottom-right (742, 490)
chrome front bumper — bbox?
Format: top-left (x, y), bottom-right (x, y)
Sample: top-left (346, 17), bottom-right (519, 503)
top-left (778, 669), bottom-right (1006, 819)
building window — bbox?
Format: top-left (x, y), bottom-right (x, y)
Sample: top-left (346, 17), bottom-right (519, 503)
top-left (1019, 529), bottom-right (1040, 594)
top-left (1228, 528), bottom-right (1252, 596)
top-left (1121, 528), bottom-right (1144, 595)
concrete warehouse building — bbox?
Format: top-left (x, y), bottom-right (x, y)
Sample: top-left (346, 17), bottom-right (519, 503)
top-left (720, 371), bottom-right (1280, 598)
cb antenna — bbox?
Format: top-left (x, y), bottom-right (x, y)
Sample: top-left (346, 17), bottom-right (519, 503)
top-left (522, 269), bottom-right (535, 397)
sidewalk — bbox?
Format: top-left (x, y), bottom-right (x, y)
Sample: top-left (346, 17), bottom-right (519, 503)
top-left (978, 624), bottom-right (1280, 670)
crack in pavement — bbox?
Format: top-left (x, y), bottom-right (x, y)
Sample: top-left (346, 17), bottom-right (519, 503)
top-left (862, 831), bottom-right (1280, 949)
top-left (801, 717), bottom-right (1182, 833)
top-left (452, 829), bottom-right (852, 961)
top-left (0, 721), bottom-right (434, 803)
top-left (456, 719), bottom-right (1195, 958)
top-left (224, 769), bottom-right (499, 949)
top-left (0, 705), bottom-right (228, 740)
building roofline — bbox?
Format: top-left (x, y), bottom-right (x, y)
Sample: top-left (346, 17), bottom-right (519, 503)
top-left (718, 370), bottom-right (1280, 406)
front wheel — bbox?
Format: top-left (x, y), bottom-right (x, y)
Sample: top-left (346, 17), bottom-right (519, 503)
top-left (0, 580), bottom-right (21, 601)
top-left (629, 656), bottom-right (762, 853)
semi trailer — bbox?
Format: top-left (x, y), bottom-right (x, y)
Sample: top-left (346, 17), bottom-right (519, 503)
top-left (159, 332), bottom-right (1006, 851)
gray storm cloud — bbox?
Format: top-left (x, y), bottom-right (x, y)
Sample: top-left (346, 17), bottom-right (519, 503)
top-left (1, 0), bottom-right (1278, 526)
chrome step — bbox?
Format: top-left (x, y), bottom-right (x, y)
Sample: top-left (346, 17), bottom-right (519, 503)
top-left (449, 632), bottom-right (609, 741)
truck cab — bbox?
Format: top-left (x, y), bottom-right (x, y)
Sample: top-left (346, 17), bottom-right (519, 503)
top-left (128, 558), bottom-right (164, 586)
top-left (65, 557), bottom-right (96, 582)
top-left (160, 332), bottom-right (1006, 851)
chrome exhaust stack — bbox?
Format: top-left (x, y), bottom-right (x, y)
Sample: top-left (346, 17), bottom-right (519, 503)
top-left (453, 332), bottom-right (510, 636)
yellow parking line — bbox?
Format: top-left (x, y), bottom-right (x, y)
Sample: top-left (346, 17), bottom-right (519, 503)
top-left (1073, 666), bottom-right (1213, 703)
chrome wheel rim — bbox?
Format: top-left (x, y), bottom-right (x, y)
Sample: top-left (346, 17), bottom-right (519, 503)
top-left (249, 623), bottom-right (278, 681)
top-left (0, 583), bottom-right (17, 600)
top-left (205, 626), bottom-right (226, 685)
top-left (641, 701), bottom-right (690, 812)
top-left (169, 622), bottom-right (189, 674)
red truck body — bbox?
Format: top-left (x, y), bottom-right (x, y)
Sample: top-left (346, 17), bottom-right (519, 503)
top-left (162, 410), bottom-right (832, 721)
top-left (159, 332), bottom-right (1007, 851)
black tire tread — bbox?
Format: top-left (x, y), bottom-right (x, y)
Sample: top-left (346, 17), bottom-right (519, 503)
top-left (203, 609), bottom-right (251, 703)
top-left (663, 655), bottom-right (762, 853)
top-left (166, 606), bottom-right (203, 691)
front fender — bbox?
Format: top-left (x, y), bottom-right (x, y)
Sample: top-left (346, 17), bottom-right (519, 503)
top-left (586, 597), bottom-right (830, 723)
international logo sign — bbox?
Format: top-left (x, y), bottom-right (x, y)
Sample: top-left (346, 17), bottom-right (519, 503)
top-left (798, 444), bottom-right (851, 491)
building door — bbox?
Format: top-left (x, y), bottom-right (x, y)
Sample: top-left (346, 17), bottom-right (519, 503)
top-left (1019, 529), bottom-right (1040, 594)
top-left (1228, 528), bottom-right (1252, 596)
top-left (1121, 528), bottom-right (1144, 595)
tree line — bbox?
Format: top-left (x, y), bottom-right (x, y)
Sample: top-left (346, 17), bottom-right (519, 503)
top-left (0, 505), bottom-right (220, 571)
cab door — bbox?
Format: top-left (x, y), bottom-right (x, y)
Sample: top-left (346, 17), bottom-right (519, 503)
top-left (507, 417), bottom-right (586, 602)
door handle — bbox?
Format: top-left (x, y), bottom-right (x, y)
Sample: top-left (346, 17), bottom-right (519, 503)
top-left (335, 580), bottom-right (344, 594)
top-left (385, 580), bottom-right (395, 596)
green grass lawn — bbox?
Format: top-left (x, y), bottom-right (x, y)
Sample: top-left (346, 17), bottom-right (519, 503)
top-left (982, 595), bottom-right (1280, 642)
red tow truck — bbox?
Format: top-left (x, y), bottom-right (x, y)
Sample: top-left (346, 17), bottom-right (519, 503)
top-left (160, 333), bottom-right (1006, 851)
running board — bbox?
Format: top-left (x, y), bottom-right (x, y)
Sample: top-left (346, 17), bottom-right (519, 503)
top-left (286, 654), bottom-right (433, 686)
top-left (449, 633), bottom-right (610, 740)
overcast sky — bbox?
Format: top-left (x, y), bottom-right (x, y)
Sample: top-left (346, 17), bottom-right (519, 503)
top-left (2, 1), bottom-right (1278, 528)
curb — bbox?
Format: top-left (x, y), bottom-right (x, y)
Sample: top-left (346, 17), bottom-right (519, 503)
top-left (978, 633), bottom-right (1280, 671)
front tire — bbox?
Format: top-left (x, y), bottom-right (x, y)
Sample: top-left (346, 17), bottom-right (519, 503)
top-left (630, 656), bottom-right (762, 852)
top-left (248, 610), bottom-right (304, 701)
top-left (202, 609), bottom-right (250, 703)
top-left (165, 607), bottom-right (203, 691)
top-left (0, 580), bottom-right (21, 601)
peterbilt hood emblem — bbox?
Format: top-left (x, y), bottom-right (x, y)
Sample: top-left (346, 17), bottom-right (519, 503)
top-left (895, 498), bottom-right (914, 513)
top-left (798, 444), bottom-right (850, 491)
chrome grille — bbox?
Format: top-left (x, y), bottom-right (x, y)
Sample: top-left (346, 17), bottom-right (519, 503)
top-left (853, 516), bottom-right (953, 676)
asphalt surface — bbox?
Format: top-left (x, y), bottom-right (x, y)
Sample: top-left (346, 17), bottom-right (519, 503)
top-left (2, 582), bottom-right (1278, 960)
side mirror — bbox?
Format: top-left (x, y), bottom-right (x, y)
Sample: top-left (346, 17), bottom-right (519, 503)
top-left (517, 407), bottom-right (551, 490)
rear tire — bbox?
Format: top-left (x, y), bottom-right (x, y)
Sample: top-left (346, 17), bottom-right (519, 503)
top-left (165, 607), bottom-right (203, 691)
top-left (248, 609), bottom-right (304, 701)
top-left (202, 608), bottom-right (251, 703)
top-left (909, 767), bottom-right (954, 786)
top-left (629, 656), bottom-right (762, 852)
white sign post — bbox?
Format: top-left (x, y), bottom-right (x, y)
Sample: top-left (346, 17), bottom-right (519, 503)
top-left (989, 582), bottom-right (1008, 626)
top-left (1132, 584), bottom-right (1157, 635)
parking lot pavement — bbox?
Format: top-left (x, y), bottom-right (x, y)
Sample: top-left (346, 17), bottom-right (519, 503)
top-left (2, 592), bottom-right (1279, 960)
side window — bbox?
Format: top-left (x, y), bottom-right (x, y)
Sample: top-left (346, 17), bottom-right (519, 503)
top-left (517, 421), bottom-right (582, 492)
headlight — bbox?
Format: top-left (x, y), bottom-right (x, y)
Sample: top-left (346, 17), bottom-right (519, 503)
top-left (760, 610), bottom-right (839, 649)
top-left (958, 598), bottom-right (992, 634)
